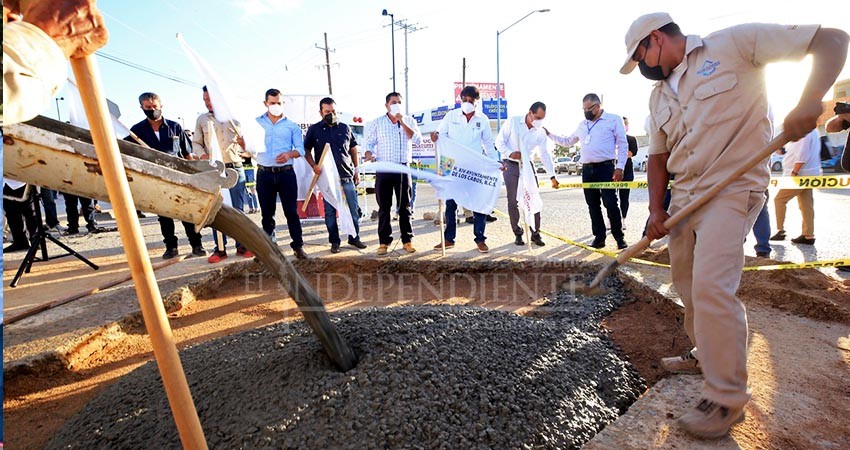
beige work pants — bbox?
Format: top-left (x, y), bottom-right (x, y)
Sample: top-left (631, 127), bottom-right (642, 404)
top-left (668, 189), bottom-right (765, 409)
top-left (774, 188), bottom-right (815, 236)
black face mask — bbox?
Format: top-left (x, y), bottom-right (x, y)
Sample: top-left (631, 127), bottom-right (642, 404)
top-left (584, 110), bottom-right (596, 121)
top-left (144, 109), bottom-right (162, 121)
top-left (638, 40), bottom-right (668, 81)
top-left (323, 113), bottom-right (338, 126)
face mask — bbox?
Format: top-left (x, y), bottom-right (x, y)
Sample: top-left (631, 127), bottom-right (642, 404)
top-left (144, 109), bottom-right (162, 121)
top-left (460, 102), bottom-right (475, 114)
top-left (584, 110), bottom-right (596, 121)
top-left (268, 104), bottom-right (284, 117)
top-left (531, 119), bottom-right (543, 129)
top-left (389, 103), bottom-right (402, 115)
top-left (323, 113), bottom-right (338, 125)
top-left (638, 40), bottom-right (668, 81)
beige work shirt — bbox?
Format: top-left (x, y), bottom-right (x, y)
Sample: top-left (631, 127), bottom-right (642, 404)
top-left (192, 112), bottom-right (242, 163)
top-left (648, 24), bottom-right (820, 199)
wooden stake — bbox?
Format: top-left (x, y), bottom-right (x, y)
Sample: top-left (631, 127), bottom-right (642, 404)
top-left (301, 143), bottom-right (331, 212)
top-left (71, 56), bottom-right (208, 450)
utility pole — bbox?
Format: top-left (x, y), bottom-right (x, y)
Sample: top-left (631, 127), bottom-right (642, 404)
top-left (396, 19), bottom-right (424, 115)
top-left (315, 33), bottom-right (336, 95)
top-left (462, 57), bottom-right (466, 86)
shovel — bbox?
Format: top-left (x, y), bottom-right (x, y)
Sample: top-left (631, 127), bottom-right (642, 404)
top-left (574, 132), bottom-right (789, 296)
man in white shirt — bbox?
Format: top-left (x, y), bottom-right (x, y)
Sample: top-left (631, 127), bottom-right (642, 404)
top-left (547, 93), bottom-right (629, 249)
top-left (430, 86), bottom-right (497, 253)
top-left (363, 92), bottom-right (422, 255)
top-left (496, 102), bottom-right (559, 246)
top-left (769, 129), bottom-right (822, 245)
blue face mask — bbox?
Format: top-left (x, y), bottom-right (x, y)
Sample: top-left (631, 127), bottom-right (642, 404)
top-left (638, 39), bottom-right (668, 81)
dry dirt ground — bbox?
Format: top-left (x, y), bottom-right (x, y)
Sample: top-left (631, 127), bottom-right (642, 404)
top-left (4, 258), bottom-right (850, 449)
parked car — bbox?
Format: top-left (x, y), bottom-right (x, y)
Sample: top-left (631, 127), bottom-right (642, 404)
top-left (534, 162), bottom-right (547, 173)
top-left (770, 152), bottom-right (784, 172)
top-left (631, 148), bottom-right (648, 172)
top-left (565, 154), bottom-right (583, 175)
top-left (821, 136), bottom-right (846, 172)
top-left (554, 156), bottom-right (572, 174)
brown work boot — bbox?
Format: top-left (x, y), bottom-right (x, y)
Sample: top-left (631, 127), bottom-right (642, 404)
top-left (661, 350), bottom-right (701, 374)
top-left (678, 398), bottom-right (745, 439)
top-left (403, 242), bottom-right (416, 253)
top-left (476, 241), bottom-right (489, 253)
top-left (433, 241), bottom-right (454, 250)
top-left (293, 247), bottom-right (308, 260)
top-left (377, 244), bottom-right (389, 256)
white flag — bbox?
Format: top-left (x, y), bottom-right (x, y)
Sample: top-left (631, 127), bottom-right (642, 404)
top-left (366, 162), bottom-right (459, 199)
top-left (205, 121), bottom-right (232, 207)
top-left (434, 136), bottom-right (503, 214)
top-left (514, 117), bottom-right (543, 231)
top-left (66, 77), bottom-right (130, 137)
top-left (315, 148), bottom-right (356, 237)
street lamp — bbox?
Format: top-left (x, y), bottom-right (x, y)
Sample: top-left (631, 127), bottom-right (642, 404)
top-left (496, 9), bottom-right (550, 130)
top-left (382, 8), bottom-right (396, 92)
top-left (55, 96), bottom-right (64, 122)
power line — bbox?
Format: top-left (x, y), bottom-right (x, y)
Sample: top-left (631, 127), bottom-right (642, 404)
top-left (95, 51), bottom-right (203, 88)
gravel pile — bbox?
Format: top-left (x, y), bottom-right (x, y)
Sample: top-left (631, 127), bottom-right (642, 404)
top-left (48, 277), bottom-right (644, 449)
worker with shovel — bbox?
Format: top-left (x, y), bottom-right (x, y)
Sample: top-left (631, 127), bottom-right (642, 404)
top-left (621, 12), bottom-right (848, 439)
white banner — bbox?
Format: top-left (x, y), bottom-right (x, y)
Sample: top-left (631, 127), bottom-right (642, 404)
top-left (434, 136), bottom-right (503, 215)
top-left (514, 117), bottom-right (542, 231)
top-left (315, 149), bottom-right (356, 237)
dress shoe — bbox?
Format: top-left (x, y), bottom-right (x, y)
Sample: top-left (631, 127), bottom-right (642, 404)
top-left (465, 216), bottom-right (474, 224)
top-left (476, 241), bottom-right (489, 253)
top-left (330, 243), bottom-right (341, 253)
top-left (293, 247), bottom-right (309, 260)
top-left (348, 238), bottom-right (367, 249)
top-left (531, 234), bottom-right (545, 246)
top-left (590, 239), bottom-right (606, 249)
top-left (486, 215), bottom-right (498, 222)
top-left (769, 231), bottom-right (786, 241)
top-left (162, 247), bottom-right (179, 259)
top-left (377, 244), bottom-right (389, 256)
top-left (4, 243), bottom-right (31, 253)
top-left (403, 242), bottom-right (416, 253)
top-left (756, 251), bottom-right (770, 258)
top-left (514, 235), bottom-right (525, 246)
top-left (63, 228), bottom-right (80, 236)
top-left (616, 239), bottom-right (628, 250)
top-left (190, 246), bottom-right (207, 258)
top-left (790, 235), bottom-right (815, 245)
top-left (433, 241), bottom-right (454, 250)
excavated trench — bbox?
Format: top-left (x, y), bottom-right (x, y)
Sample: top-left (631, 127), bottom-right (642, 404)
top-left (46, 259), bottom-right (684, 450)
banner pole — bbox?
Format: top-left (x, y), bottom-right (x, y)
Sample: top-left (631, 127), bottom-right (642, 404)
top-left (436, 140), bottom-right (446, 256)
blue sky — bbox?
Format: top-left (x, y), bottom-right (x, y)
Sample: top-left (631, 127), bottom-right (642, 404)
top-left (47, 0), bottom-right (850, 135)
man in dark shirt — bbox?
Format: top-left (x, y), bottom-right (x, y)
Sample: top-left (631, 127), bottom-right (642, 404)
top-left (618, 117), bottom-right (640, 227)
top-left (127, 92), bottom-right (205, 260)
top-left (826, 104), bottom-right (850, 272)
top-left (304, 97), bottom-right (367, 253)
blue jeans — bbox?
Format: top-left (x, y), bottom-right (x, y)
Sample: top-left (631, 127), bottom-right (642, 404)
top-left (323, 179), bottom-right (362, 245)
top-left (444, 199), bottom-right (486, 243)
top-left (215, 167), bottom-right (246, 251)
top-left (257, 167), bottom-right (304, 249)
top-left (752, 191), bottom-right (771, 254)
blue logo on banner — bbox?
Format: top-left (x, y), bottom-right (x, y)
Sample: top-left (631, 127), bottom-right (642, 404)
top-left (431, 106), bottom-right (452, 122)
top-left (413, 112), bottom-right (425, 124)
top-left (482, 99), bottom-right (507, 120)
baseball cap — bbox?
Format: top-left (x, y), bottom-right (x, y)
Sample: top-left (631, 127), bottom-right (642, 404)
top-left (620, 12), bottom-right (674, 74)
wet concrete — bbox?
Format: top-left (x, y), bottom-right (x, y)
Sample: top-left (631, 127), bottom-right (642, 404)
top-left (47, 275), bottom-right (645, 449)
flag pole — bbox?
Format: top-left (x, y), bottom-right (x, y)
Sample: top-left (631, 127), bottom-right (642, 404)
top-left (302, 143), bottom-right (331, 212)
top-left (436, 140), bottom-right (446, 256)
top-left (71, 55), bottom-right (208, 449)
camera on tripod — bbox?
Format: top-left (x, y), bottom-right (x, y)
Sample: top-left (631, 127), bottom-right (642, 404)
top-left (835, 101), bottom-right (850, 115)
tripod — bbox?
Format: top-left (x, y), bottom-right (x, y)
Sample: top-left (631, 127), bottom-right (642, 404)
top-left (8, 188), bottom-right (99, 287)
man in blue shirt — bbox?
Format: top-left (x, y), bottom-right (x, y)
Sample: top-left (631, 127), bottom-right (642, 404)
top-left (127, 92), bottom-right (205, 260)
top-left (254, 88), bottom-right (308, 260)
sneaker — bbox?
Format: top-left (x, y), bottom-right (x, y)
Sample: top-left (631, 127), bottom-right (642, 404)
top-left (477, 241), bottom-right (489, 253)
top-left (293, 247), bottom-right (308, 260)
top-left (616, 239), bottom-right (628, 250)
top-left (377, 244), bottom-right (389, 256)
top-left (677, 398), bottom-right (745, 440)
top-left (403, 242), bottom-right (416, 253)
top-left (590, 239), bottom-right (605, 249)
top-left (47, 224), bottom-right (67, 234)
top-left (162, 247), bottom-right (179, 260)
top-left (790, 235), bottom-right (815, 245)
top-left (531, 234), bottom-right (545, 246)
top-left (515, 235), bottom-right (525, 246)
top-left (330, 243), bottom-right (341, 254)
top-left (769, 230), bottom-right (786, 241)
top-left (661, 350), bottom-right (701, 374)
top-left (433, 241), bottom-right (455, 250)
top-left (190, 246), bottom-right (207, 258)
top-left (207, 250), bottom-right (227, 264)
top-left (756, 251), bottom-right (770, 258)
top-left (347, 238), bottom-right (367, 249)
top-left (236, 247), bottom-right (254, 258)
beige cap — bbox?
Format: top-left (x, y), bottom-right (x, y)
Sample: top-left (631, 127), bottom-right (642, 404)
top-left (620, 12), bottom-right (674, 74)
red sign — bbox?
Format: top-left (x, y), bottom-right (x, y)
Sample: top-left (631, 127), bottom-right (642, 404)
top-left (454, 82), bottom-right (505, 102)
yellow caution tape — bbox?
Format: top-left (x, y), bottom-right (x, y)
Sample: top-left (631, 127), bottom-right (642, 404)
top-left (491, 209), bottom-right (848, 272)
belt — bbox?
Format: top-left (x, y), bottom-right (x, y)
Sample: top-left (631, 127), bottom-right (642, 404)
top-left (583, 159), bottom-right (615, 167)
top-left (257, 165), bottom-right (293, 173)
top-left (502, 159), bottom-right (520, 164)
top-left (224, 162), bottom-right (243, 168)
